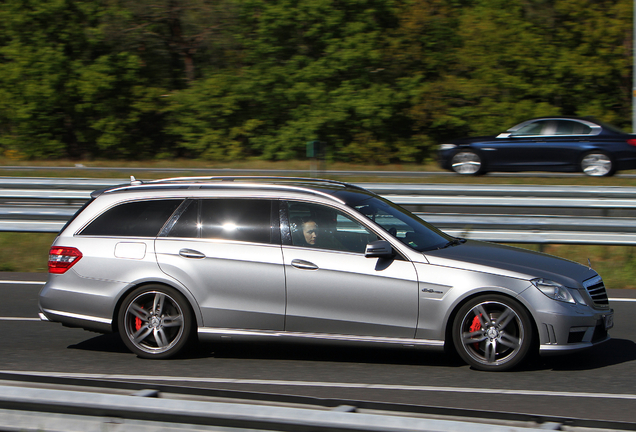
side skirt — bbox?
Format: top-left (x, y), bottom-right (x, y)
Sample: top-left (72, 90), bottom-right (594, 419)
top-left (198, 327), bottom-right (445, 350)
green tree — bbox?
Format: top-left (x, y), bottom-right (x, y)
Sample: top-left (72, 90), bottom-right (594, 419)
top-left (169, 0), bottom-right (412, 163)
top-left (550, 0), bottom-right (632, 128)
top-left (109, 0), bottom-right (238, 85)
top-left (0, 0), bottom-right (170, 159)
top-left (401, 0), bottom-right (633, 146)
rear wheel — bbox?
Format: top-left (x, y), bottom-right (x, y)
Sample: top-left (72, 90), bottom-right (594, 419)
top-left (450, 151), bottom-right (484, 175)
top-left (580, 152), bottom-right (615, 177)
top-left (118, 285), bottom-right (193, 359)
top-left (452, 294), bottom-right (534, 371)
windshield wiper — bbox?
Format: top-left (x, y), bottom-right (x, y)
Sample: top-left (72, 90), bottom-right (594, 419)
top-left (440, 238), bottom-right (466, 249)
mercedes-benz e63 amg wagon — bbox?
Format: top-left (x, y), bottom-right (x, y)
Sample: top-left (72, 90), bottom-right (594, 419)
top-left (39, 177), bottom-right (613, 371)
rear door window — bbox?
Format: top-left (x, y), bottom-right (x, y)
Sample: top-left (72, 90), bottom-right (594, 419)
top-left (79, 199), bottom-right (183, 237)
top-left (164, 199), bottom-right (276, 244)
top-left (555, 120), bottom-right (592, 135)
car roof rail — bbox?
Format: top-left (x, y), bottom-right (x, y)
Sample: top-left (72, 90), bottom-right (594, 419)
top-left (122, 175), bottom-right (368, 192)
top-left (98, 176), bottom-right (368, 201)
top-left (143, 175), bottom-right (366, 190)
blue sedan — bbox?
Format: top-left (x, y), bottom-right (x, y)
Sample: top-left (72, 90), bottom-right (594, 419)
top-left (438, 117), bottom-right (636, 176)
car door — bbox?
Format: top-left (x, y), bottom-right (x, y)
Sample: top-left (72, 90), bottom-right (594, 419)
top-left (155, 198), bottom-right (286, 331)
top-left (282, 201), bottom-right (419, 338)
top-left (539, 120), bottom-right (596, 169)
top-left (487, 120), bottom-right (552, 169)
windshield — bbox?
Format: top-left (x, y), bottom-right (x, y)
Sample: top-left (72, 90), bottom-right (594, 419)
top-left (352, 195), bottom-right (454, 252)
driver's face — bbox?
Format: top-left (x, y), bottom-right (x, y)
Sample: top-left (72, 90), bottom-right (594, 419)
top-left (303, 221), bottom-right (318, 245)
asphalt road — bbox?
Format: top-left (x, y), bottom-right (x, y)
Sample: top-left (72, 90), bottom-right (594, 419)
top-left (2, 273), bottom-right (636, 424)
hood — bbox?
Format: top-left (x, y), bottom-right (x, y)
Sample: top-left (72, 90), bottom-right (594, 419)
top-left (423, 240), bottom-right (596, 288)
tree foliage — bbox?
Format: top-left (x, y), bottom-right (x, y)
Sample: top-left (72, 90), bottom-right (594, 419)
top-left (0, 0), bottom-right (632, 162)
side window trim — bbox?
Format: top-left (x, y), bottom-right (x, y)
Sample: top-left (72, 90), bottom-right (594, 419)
top-left (280, 200), bottom-right (292, 246)
top-left (271, 200), bottom-right (283, 245)
top-left (159, 199), bottom-right (199, 238)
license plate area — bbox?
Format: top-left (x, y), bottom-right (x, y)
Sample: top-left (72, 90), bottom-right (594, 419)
top-left (603, 312), bottom-right (614, 330)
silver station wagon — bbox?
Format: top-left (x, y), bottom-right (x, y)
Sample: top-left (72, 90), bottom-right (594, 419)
top-left (39, 177), bottom-right (613, 371)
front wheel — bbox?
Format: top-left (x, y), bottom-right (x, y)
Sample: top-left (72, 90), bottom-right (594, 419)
top-left (450, 151), bottom-right (485, 175)
top-left (118, 285), bottom-right (193, 359)
top-left (452, 295), bottom-right (534, 371)
top-left (580, 152), bottom-right (615, 177)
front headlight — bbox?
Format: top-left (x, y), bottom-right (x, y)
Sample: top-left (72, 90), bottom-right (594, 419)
top-left (438, 144), bottom-right (457, 151)
top-left (532, 278), bottom-right (576, 304)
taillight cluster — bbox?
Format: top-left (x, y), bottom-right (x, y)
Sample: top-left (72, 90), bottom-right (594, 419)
top-left (48, 247), bottom-right (83, 274)
top-left (627, 139), bottom-right (636, 146)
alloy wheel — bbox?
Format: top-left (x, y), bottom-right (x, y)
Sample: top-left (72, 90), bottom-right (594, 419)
top-left (451, 151), bottom-right (483, 175)
top-left (453, 296), bottom-right (532, 371)
top-left (120, 287), bottom-right (190, 358)
top-left (581, 153), bottom-right (613, 176)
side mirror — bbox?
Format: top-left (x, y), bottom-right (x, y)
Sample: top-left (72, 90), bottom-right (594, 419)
top-left (365, 240), bottom-right (394, 258)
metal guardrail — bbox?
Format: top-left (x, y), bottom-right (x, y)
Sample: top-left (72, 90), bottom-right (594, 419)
top-left (0, 384), bottom-right (564, 432)
top-left (4, 164), bottom-right (636, 179)
top-left (0, 371), bottom-right (633, 432)
top-left (365, 183), bottom-right (636, 245)
top-left (0, 177), bottom-right (635, 245)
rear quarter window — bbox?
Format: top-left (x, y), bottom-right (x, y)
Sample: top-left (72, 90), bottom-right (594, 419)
top-left (79, 199), bottom-right (183, 237)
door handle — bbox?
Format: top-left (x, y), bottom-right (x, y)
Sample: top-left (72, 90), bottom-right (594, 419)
top-left (179, 248), bottom-right (206, 259)
top-left (291, 259), bottom-right (319, 270)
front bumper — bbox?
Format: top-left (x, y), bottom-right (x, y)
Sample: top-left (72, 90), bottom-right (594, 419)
top-left (518, 285), bottom-right (613, 356)
top-left (538, 309), bottom-right (613, 355)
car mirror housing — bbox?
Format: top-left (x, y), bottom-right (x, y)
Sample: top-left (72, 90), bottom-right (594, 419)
top-left (365, 240), bottom-right (394, 258)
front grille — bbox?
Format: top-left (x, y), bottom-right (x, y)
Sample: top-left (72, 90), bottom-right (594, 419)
top-left (583, 275), bottom-right (609, 308)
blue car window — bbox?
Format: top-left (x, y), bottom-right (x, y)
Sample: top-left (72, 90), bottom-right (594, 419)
top-left (511, 121), bottom-right (545, 136)
top-left (555, 120), bottom-right (591, 135)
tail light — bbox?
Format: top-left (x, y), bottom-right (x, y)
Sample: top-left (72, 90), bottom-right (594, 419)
top-left (49, 247), bottom-right (83, 274)
top-left (627, 139), bottom-right (636, 146)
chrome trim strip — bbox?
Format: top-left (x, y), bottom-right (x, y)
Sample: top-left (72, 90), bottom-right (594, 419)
top-left (583, 274), bottom-right (603, 288)
top-left (38, 312), bottom-right (49, 321)
top-left (539, 335), bottom-right (610, 353)
top-left (42, 308), bottom-right (112, 325)
top-left (197, 327), bottom-right (444, 347)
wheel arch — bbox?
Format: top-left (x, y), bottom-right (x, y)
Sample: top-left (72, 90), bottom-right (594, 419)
top-left (111, 279), bottom-right (202, 334)
top-left (443, 289), bottom-right (539, 355)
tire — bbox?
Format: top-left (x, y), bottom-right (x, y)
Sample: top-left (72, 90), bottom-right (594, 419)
top-left (118, 285), bottom-right (193, 359)
top-left (450, 150), bottom-right (485, 175)
top-left (452, 294), bottom-right (534, 371)
top-left (580, 152), bottom-right (615, 177)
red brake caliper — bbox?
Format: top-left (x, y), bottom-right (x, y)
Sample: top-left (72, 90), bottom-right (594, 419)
top-left (470, 314), bottom-right (482, 350)
top-left (135, 306), bottom-right (143, 331)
